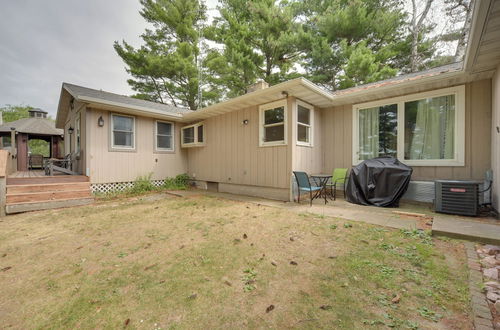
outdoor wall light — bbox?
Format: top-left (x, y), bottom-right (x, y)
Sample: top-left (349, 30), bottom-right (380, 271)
top-left (68, 127), bottom-right (74, 135)
top-left (242, 119), bottom-right (249, 125)
top-left (98, 116), bottom-right (104, 127)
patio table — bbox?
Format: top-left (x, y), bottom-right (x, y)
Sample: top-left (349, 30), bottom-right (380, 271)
top-left (310, 174), bottom-right (333, 204)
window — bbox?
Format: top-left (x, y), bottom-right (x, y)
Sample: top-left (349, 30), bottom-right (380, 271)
top-left (404, 95), bottom-right (455, 161)
top-left (181, 122), bottom-right (204, 147)
top-left (156, 121), bottom-right (174, 151)
top-left (75, 114), bottom-right (81, 154)
top-left (259, 100), bottom-right (287, 146)
top-left (111, 114), bottom-right (135, 149)
top-left (297, 101), bottom-right (313, 146)
top-left (353, 86), bottom-right (465, 166)
top-left (2, 136), bottom-right (11, 148)
top-left (358, 104), bottom-right (398, 160)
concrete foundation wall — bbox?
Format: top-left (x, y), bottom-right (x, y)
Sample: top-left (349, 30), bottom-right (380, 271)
top-left (218, 182), bottom-right (289, 201)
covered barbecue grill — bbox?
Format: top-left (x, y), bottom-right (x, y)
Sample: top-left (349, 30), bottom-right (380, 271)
top-left (346, 157), bottom-right (412, 207)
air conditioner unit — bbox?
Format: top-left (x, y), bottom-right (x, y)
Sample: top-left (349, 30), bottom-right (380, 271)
top-left (434, 180), bottom-right (481, 216)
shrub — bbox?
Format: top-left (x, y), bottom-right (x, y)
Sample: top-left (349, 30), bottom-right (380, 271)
top-left (163, 173), bottom-right (191, 190)
top-left (129, 173), bottom-right (155, 194)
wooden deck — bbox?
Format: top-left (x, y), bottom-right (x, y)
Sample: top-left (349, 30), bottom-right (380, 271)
top-left (8, 170), bottom-right (63, 178)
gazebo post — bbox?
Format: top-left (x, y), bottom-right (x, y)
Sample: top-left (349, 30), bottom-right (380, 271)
top-left (10, 128), bottom-right (16, 157)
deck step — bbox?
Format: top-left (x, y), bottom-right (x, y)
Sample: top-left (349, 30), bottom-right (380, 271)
top-left (6, 182), bottom-right (90, 194)
top-left (5, 198), bottom-right (94, 214)
top-left (6, 189), bottom-right (92, 204)
top-left (6, 175), bottom-right (89, 186)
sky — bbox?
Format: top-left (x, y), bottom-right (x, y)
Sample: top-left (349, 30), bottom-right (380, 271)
top-left (0, 0), bottom-right (455, 118)
top-left (0, 0), bottom-right (218, 117)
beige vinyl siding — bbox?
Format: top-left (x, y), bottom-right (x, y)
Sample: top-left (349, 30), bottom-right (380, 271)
top-left (492, 67), bottom-right (500, 212)
top-left (86, 108), bottom-right (187, 183)
top-left (321, 79), bottom-right (492, 181)
top-left (292, 104), bottom-right (323, 174)
top-left (187, 98), bottom-right (293, 190)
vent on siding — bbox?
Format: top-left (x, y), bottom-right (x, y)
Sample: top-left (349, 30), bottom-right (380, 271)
top-left (402, 181), bottom-right (435, 203)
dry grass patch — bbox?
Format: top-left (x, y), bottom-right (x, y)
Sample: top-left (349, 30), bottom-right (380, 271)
top-left (0, 195), bottom-right (471, 329)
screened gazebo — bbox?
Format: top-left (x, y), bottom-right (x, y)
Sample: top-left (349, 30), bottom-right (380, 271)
top-left (0, 108), bottom-right (64, 172)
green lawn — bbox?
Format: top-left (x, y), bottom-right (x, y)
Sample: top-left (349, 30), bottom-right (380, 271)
top-left (0, 194), bottom-right (471, 329)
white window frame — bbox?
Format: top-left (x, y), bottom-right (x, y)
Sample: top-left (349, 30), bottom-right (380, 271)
top-left (181, 122), bottom-right (205, 148)
top-left (296, 100), bottom-right (314, 147)
top-left (110, 113), bottom-right (136, 150)
top-left (352, 85), bottom-right (465, 166)
top-left (155, 120), bottom-right (174, 152)
top-left (259, 100), bottom-right (288, 147)
top-left (75, 113), bottom-right (81, 155)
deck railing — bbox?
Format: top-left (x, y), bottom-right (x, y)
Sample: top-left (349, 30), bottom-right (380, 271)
top-left (0, 149), bottom-right (10, 216)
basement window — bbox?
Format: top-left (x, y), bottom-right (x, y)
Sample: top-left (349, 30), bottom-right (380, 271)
top-left (181, 122), bottom-right (205, 147)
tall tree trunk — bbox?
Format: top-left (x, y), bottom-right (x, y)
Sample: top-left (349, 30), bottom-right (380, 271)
top-left (410, 0), bottom-right (433, 72)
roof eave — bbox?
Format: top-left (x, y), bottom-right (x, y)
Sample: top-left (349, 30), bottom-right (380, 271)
top-left (181, 78), bottom-right (334, 122)
top-left (77, 96), bottom-right (184, 120)
top-left (330, 70), bottom-right (467, 106)
top-left (464, 0), bottom-right (492, 72)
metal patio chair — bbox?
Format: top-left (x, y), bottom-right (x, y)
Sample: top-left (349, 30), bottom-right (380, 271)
top-left (293, 171), bottom-right (322, 206)
top-left (324, 168), bottom-right (349, 200)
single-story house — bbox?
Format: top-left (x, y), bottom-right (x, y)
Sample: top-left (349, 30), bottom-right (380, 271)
top-left (54, 0), bottom-right (500, 213)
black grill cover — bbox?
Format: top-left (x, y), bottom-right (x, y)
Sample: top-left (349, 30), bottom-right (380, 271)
top-left (346, 157), bottom-right (413, 207)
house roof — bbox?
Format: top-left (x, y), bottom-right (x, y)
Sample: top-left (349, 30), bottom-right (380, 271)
top-left (182, 78), bottom-right (334, 121)
top-left (29, 108), bottom-right (48, 114)
top-left (333, 62), bottom-right (464, 97)
top-left (56, 83), bottom-right (192, 128)
top-left (63, 83), bottom-right (192, 115)
top-left (0, 118), bottom-right (63, 136)
top-left (464, 0), bottom-right (500, 73)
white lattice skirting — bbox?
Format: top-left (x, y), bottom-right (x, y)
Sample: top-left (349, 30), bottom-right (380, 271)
top-left (91, 180), bottom-right (166, 194)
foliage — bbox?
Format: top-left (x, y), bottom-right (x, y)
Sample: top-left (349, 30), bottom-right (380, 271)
top-left (1, 104), bottom-right (31, 122)
top-left (163, 173), bottom-right (191, 190)
top-left (297, 0), bottom-right (407, 90)
top-left (114, 0), bottom-right (219, 109)
top-left (129, 173), bottom-right (156, 194)
top-left (28, 139), bottom-right (50, 157)
top-left (206, 0), bottom-right (304, 97)
top-left (116, 0), bottom-right (472, 104)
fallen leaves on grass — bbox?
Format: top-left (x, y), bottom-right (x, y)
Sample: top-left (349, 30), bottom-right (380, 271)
top-left (266, 305), bottom-right (275, 313)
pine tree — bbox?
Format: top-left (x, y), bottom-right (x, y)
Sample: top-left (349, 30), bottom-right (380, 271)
top-left (206, 0), bottom-right (304, 98)
top-left (298, 0), bottom-right (408, 90)
top-left (114, 0), bottom-right (217, 110)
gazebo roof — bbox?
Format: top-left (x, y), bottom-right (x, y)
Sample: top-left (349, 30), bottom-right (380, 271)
top-left (0, 118), bottom-right (63, 136)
